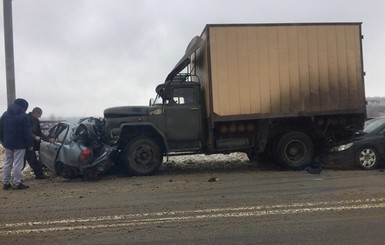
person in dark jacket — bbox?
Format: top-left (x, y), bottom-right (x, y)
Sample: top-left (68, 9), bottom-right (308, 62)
top-left (25, 107), bottom-right (50, 179)
top-left (0, 98), bottom-right (33, 190)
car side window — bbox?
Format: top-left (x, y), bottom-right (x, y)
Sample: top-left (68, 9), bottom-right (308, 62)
top-left (48, 125), bottom-right (58, 139)
top-left (48, 124), bottom-right (68, 143)
top-left (56, 126), bottom-right (68, 143)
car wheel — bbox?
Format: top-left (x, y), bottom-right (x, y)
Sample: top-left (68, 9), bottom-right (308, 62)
top-left (54, 161), bottom-right (65, 177)
top-left (83, 168), bottom-right (103, 181)
top-left (355, 146), bottom-right (380, 170)
top-left (54, 161), bottom-right (78, 179)
top-left (121, 137), bottom-right (162, 176)
top-left (274, 131), bottom-right (314, 169)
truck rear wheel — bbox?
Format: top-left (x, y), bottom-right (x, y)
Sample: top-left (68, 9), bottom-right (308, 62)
top-left (274, 132), bottom-right (314, 169)
top-left (122, 137), bottom-right (162, 176)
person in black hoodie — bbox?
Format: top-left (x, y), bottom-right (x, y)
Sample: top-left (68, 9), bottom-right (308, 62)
top-left (0, 98), bottom-right (33, 190)
top-left (25, 107), bottom-right (50, 179)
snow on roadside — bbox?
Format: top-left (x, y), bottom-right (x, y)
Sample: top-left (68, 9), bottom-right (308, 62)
top-left (162, 153), bottom-right (251, 171)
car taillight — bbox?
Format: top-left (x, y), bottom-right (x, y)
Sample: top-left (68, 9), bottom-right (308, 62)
top-left (79, 148), bottom-right (92, 164)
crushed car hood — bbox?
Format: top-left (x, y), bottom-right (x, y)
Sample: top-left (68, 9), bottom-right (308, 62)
top-left (104, 106), bottom-right (149, 118)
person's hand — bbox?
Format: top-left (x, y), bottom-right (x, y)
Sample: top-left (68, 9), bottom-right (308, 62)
top-left (49, 138), bottom-right (55, 143)
top-left (34, 136), bottom-right (41, 141)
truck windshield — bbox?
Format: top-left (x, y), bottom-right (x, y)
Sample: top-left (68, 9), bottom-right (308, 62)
top-left (153, 94), bottom-right (163, 105)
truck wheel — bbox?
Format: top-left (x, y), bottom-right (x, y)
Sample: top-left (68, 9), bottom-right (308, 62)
top-left (122, 137), bottom-right (162, 176)
top-left (274, 132), bottom-right (314, 169)
top-left (355, 146), bottom-right (379, 170)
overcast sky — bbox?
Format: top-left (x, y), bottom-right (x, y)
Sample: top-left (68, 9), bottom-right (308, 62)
top-left (0, 0), bottom-right (384, 118)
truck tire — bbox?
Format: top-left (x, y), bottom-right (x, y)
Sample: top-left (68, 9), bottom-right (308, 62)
top-left (121, 137), bottom-right (162, 176)
top-left (274, 132), bottom-right (314, 169)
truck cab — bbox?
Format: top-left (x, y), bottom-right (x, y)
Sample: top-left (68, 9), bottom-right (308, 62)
top-left (150, 74), bottom-right (203, 152)
top-left (103, 73), bottom-right (204, 176)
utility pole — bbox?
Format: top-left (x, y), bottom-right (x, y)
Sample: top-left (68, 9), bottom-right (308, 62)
top-left (3, 0), bottom-right (16, 106)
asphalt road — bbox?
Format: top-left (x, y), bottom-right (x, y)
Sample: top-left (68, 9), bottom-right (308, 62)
top-left (1, 166), bottom-right (385, 244)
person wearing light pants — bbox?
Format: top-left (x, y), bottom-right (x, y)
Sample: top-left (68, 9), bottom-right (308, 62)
top-left (0, 98), bottom-right (33, 190)
top-left (3, 148), bottom-right (27, 187)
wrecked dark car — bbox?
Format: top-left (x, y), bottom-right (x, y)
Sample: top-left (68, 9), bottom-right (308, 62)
top-left (323, 116), bottom-right (385, 170)
top-left (39, 118), bottom-right (115, 179)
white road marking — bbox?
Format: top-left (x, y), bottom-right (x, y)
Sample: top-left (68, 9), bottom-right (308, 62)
top-left (1, 198), bottom-right (385, 235)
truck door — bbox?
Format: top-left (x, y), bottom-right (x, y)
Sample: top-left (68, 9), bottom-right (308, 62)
top-left (164, 86), bottom-right (202, 150)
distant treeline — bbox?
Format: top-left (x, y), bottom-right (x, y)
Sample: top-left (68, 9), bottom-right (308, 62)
top-left (367, 97), bottom-right (385, 118)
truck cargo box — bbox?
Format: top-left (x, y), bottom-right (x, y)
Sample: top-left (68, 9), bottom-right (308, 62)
top-left (191, 23), bottom-right (365, 122)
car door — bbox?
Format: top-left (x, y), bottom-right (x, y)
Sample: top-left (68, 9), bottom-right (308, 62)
top-left (39, 123), bottom-right (69, 171)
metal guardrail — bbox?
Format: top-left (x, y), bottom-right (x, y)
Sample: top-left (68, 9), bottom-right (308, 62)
top-left (40, 120), bottom-right (59, 135)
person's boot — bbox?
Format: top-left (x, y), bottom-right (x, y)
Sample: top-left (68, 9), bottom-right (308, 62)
top-left (3, 183), bottom-right (12, 190)
top-left (13, 183), bottom-right (29, 190)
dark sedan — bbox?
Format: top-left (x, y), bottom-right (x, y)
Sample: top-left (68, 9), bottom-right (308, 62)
top-left (39, 118), bottom-right (115, 179)
top-left (324, 116), bottom-right (385, 170)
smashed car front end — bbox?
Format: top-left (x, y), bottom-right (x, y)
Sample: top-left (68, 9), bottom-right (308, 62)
top-left (55, 118), bottom-right (117, 179)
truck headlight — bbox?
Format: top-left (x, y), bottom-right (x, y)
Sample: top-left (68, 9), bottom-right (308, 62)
top-left (330, 143), bottom-right (353, 152)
